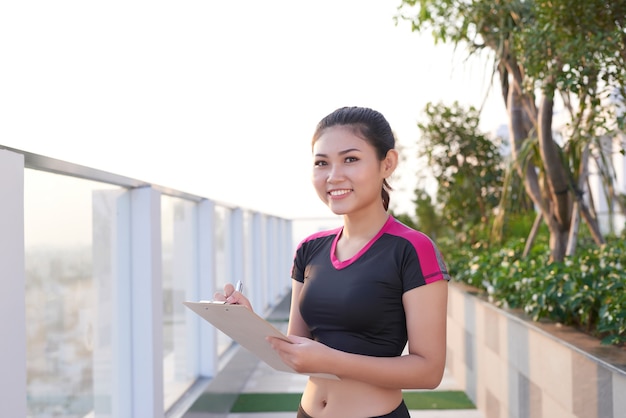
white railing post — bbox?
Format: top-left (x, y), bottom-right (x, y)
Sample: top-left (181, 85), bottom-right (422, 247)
top-left (230, 207), bottom-right (244, 283)
top-left (195, 199), bottom-right (218, 377)
top-left (266, 216), bottom-right (278, 305)
top-left (260, 215), bottom-right (270, 310)
top-left (281, 218), bottom-right (293, 292)
top-left (0, 149), bottom-right (27, 418)
top-left (130, 186), bottom-right (164, 418)
top-left (92, 189), bottom-right (133, 417)
top-left (172, 200), bottom-right (196, 384)
top-left (250, 212), bottom-right (265, 312)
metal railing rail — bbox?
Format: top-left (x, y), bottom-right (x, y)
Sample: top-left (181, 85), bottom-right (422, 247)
top-left (0, 144), bottom-right (294, 418)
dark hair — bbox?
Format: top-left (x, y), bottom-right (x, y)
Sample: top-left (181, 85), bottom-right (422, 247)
top-left (312, 106), bottom-right (395, 210)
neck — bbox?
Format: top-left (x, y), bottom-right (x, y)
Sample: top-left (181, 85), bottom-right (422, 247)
top-left (341, 209), bottom-right (390, 241)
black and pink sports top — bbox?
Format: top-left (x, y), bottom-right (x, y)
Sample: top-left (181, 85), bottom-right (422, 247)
top-left (291, 216), bottom-right (450, 357)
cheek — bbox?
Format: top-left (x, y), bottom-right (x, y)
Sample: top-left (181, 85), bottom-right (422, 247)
top-left (311, 169), bottom-right (325, 185)
top-left (312, 171), bottom-right (331, 195)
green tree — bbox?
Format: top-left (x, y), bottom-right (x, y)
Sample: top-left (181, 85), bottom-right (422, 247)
top-left (397, 0), bottom-right (626, 261)
top-left (392, 211), bottom-right (418, 230)
top-left (413, 188), bottom-right (442, 239)
top-left (417, 102), bottom-right (505, 243)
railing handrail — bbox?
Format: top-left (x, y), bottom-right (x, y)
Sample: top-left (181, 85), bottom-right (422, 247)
top-left (2, 144), bottom-right (240, 209)
top-left (1, 144), bottom-right (344, 223)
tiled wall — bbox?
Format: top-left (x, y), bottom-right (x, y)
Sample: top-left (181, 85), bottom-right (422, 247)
top-left (446, 282), bottom-right (626, 418)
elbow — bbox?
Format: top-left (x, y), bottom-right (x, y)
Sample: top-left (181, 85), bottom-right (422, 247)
top-left (422, 369), bottom-right (444, 389)
top-left (409, 360), bottom-right (446, 389)
top-left (426, 360), bottom-right (446, 389)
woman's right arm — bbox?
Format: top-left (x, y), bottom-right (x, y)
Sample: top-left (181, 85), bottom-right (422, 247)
top-left (287, 280), bottom-right (311, 338)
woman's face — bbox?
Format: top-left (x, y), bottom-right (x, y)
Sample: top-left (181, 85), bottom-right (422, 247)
top-left (312, 125), bottom-right (392, 216)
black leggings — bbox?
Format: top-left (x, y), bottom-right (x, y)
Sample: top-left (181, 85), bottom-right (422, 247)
top-left (297, 400), bottom-right (410, 418)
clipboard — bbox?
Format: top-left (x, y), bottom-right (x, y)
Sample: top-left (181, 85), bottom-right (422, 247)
top-left (184, 301), bottom-right (339, 380)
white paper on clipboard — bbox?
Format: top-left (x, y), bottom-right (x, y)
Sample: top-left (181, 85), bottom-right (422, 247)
top-left (183, 301), bottom-right (339, 380)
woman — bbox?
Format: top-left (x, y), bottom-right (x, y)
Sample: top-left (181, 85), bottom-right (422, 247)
top-left (218, 106), bottom-right (450, 418)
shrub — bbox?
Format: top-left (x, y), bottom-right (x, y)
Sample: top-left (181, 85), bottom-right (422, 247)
top-left (440, 233), bottom-right (626, 347)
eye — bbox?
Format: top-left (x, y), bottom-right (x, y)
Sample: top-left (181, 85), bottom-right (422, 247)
top-left (314, 160), bottom-right (328, 167)
top-left (345, 156), bottom-right (359, 163)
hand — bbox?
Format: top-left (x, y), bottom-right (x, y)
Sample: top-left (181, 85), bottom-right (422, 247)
top-left (213, 282), bottom-right (253, 311)
top-left (267, 335), bottom-right (333, 375)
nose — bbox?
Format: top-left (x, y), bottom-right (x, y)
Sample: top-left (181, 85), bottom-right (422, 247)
top-left (327, 164), bottom-right (344, 183)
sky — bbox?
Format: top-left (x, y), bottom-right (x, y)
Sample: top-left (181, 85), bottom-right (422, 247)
top-left (1, 0), bottom-right (508, 221)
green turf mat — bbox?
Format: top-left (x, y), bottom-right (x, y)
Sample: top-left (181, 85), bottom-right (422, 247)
top-left (403, 390), bottom-right (475, 409)
top-left (187, 392), bottom-right (238, 413)
top-left (230, 391), bottom-right (475, 412)
top-left (231, 393), bottom-right (301, 412)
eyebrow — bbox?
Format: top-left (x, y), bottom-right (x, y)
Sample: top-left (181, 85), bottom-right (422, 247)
top-left (314, 148), bottom-right (361, 158)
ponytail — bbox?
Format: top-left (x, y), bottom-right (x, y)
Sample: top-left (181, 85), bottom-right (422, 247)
top-left (382, 179), bottom-right (392, 211)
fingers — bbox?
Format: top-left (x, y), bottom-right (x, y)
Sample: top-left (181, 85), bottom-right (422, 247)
top-left (223, 283), bottom-right (235, 298)
top-left (213, 283), bottom-right (243, 303)
top-left (212, 283), bottom-right (233, 302)
top-left (213, 283), bottom-right (238, 302)
top-left (222, 282), bottom-right (253, 310)
top-left (267, 336), bottom-right (317, 374)
top-left (266, 337), bottom-right (293, 365)
top-left (212, 283), bottom-right (249, 307)
top-left (267, 336), bottom-right (293, 348)
top-left (267, 335), bottom-right (304, 354)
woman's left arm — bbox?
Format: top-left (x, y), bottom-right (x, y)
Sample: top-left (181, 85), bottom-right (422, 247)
top-left (269, 279), bottom-right (448, 389)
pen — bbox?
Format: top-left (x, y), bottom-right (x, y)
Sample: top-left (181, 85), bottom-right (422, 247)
top-left (235, 280), bottom-right (243, 295)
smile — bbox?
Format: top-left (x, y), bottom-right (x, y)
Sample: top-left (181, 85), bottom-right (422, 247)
top-left (328, 189), bottom-right (352, 196)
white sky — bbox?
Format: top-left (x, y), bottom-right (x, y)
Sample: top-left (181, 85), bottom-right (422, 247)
top-left (1, 0), bottom-right (507, 220)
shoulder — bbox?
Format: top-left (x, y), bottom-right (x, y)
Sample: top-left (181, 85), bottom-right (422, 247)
top-left (382, 217), bottom-right (438, 252)
top-left (384, 217), bottom-right (450, 283)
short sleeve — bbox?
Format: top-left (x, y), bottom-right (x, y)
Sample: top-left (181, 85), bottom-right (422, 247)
top-left (291, 243), bottom-right (306, 283)
top-left (401, 233), bottom-right (450, 293)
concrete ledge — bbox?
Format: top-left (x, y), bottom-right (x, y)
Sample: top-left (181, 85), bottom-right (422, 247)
top-left (447, 281), bottom-right (626, 418)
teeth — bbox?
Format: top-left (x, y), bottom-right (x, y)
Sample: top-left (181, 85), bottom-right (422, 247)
top-left (329, 189), bottom-right (350, 196)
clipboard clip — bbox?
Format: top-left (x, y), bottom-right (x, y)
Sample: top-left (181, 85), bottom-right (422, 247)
top-left (199, 300), bottom-right (227, 305)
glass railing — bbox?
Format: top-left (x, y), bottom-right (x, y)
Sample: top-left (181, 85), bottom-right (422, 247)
top-left (1, 145), bottom-right (302, 418)
top-left (24, 169), bottom-right (116, 417)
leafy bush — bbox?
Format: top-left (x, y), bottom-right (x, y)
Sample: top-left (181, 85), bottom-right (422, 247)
top-left (440, 233), bottom-right (626, 347)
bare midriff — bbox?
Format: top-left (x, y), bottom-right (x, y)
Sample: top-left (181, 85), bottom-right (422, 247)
top-left (299, 376), bottom-right (402, 418)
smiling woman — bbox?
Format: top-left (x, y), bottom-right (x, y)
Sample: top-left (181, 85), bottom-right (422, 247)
top-left (216, 106), bottom-right (451, 418)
